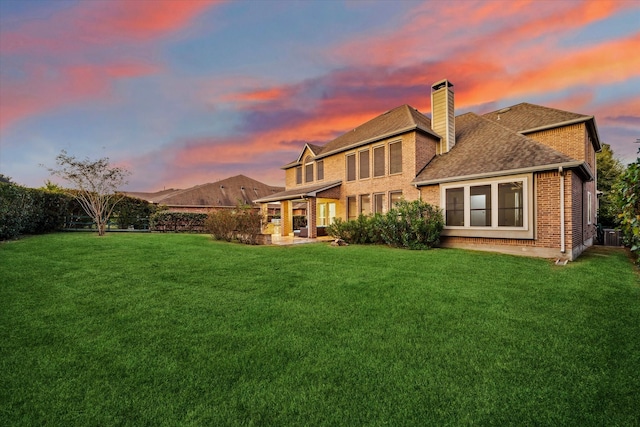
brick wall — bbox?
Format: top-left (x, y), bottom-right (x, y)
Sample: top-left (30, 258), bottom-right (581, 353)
top-left (526, 123), bottom-right (586, 162)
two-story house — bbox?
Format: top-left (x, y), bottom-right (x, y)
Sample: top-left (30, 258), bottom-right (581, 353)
top-left (256, 79), bottom-right (601, 260)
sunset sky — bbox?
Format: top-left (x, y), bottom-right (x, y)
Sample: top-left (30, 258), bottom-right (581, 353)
top-left (1, 0), bottom-right (638, 191)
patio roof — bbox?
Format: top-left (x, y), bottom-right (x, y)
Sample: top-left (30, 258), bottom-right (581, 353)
top-left (254, 180), bottom-right (342, 203)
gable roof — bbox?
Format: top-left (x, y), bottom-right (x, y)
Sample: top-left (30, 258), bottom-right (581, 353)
top-left (413, 113), bottom-right (586, 185)
top-left (284, 105), bottom-right (439, 169)
top-left (482, 102), bottom-right (601, 151)
top-left (127, 175), bottom-right (284, 207)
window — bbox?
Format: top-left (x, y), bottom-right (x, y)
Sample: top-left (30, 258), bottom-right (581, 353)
top-left (470, 185), bottom-right (491, 227)
top-left (317, 160), bottom-right (324, 181)
top-left (360, 194), bottom-right (371, 215)
top-left (328, 202), bottom-right (336, 224)
top-left (389, 191), bottom-right (403, 209)
top-left (373, 146), bottom-right (385, 177)
top-left (359, 149), bottom-right (370, 179)
top-left (374, 193), bottom-right (384, 214)
top-left (319, 203), bottom-right (327, 226)
top-left (347, 196), bottom-right (357, 220)
top-left (441, 176), bottom-right (531, 238)
top-left (498, 182), bottom-right (523, 226)
top-left (389, 141), bottom-right (402, 174)
top-left (445, 187), bottom-right (464, 226)
top-left (346, 154), bottom-right (356, 181)
top-left (295, 166), bottom-right (302, 185)
top-left (587, 191), bottom-right (592, 225)
top-left (304, 156), bottom-right (314, 183)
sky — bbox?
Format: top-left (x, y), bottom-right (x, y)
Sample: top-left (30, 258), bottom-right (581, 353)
top-left (1, 0), bottom-right (638, 191)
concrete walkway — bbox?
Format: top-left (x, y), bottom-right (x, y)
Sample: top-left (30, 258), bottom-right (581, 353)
top-left (270, 235), bottom-right (334, 246)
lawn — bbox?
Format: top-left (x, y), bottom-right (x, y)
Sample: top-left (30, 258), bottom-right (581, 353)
top-left (1, 233), bottom-right (638, 426)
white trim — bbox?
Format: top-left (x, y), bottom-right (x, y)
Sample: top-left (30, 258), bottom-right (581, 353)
top-left (440, 174), bottom-right (534, 239)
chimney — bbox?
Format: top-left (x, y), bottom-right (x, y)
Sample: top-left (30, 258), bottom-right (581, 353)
top-left (431, 79), bottom-right (455, 154)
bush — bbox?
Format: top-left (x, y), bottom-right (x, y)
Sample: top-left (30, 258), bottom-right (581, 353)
top-left (0, 183), bottom-right (71, 240)
top-left (327, 200), bottom-right (444, 250)
top-left (205, 205), bottom-right (265, 245)
top-left (149, 211), bottom-right (208, 232)
top-left (112, 195), bottom-right (156, 230)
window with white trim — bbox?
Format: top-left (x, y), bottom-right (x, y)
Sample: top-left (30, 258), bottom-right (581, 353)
top-left (295, 166), bottom-right (302, 185)
top-left (304, 156), bottom-right (313, 183)
top-left (360, 194), bottom-right (371, 215)
top-left (389, 141), bottom-right (402, 174)
top-left (317, 160), bottom-right (324, 181)
top-left (442, 176), bottom-right (529, 234)
top-left (587, 191), bottom-right (592, 225)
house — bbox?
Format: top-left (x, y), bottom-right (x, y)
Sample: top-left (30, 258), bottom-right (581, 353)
top-left (255, 79), bottom-right (600, 260)
top-left (126, 174), bottom-right (284, 214)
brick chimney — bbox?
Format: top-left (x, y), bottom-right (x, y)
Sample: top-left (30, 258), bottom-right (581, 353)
top-left (431, 79), bottom-right (455, 154)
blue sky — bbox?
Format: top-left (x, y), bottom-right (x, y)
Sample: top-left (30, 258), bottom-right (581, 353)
top-left (1, 0), bottom-right (638, 190)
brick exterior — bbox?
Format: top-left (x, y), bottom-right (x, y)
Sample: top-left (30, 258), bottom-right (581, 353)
top-left (526, 123), bottom-right (587, 163)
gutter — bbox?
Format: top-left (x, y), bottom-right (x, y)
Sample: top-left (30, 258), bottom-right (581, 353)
top-left (413, 161), bottom-right (585, 186)
top-left (559, 166), bottom-right (566, 254)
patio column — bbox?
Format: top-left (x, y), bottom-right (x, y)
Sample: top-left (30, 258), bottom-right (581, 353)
top-left (281, 200), bottom-right (292, 236)
top-left (307, 197), bottom-right (317, 238)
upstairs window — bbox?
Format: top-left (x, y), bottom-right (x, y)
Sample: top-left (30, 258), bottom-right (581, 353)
top-left (389, 141), bottom-right (402, 174)
top-left (346, 154), bottom-right (356, 181)
top-left (373, 146), bottom-right (385, 177)
top-left (317, 160), bottom-right (324, 181)
top-left (295, 166), bottom-right (302, 185)
top-left (305, 156), bottom-right (314, 183)
top-left (359, 149), bottom-right (370, 179)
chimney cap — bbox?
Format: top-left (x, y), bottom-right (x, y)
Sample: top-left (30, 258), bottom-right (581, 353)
top-left (432, 79), bottom-right (453, 91)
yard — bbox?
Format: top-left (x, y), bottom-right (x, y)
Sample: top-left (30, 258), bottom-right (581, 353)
top-left (1, 233), bottom-right (638, 426)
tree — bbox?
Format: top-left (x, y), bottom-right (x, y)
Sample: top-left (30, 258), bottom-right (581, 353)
top-left (596, 144), bottom-right (625, 226)
top-left (613, 157), bottom-right (640, 264)
top-left (0, 174), bottom-right (13, 184)
top-left (48, 150), bottom-right (130, 236)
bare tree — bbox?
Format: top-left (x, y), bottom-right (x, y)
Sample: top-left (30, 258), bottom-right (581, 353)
top-left (48, 150), bottom-right (130, 236)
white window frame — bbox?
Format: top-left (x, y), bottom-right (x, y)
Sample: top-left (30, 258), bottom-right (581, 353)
top-left (440, 174), bottom-right (534, 239)
top-left (587, 191), bottom-right (592, 225)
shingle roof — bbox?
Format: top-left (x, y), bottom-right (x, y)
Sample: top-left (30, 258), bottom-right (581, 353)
top-left (413, 113), bottom-right (581, 184)
top-left (126, 175), bottom-right (284, 207)
top-left (295, 105), bottom-right (437, 163)
top-left (482, 102), bottom-right (591, 133)
top-left (254, 180), bottom-right (342, 203)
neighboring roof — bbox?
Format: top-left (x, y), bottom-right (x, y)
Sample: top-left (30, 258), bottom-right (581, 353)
top-left (126, 175), bottom-right (284, 207)
top-left (254, 180), bottom-right (342, 203)
top-left (413, 113), bottom-right (586, 185)
top-left (283, 104), bottom-right (439, 168)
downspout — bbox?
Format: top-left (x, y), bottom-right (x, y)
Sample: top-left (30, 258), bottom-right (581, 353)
top-left (559, 166), bottom-right (565, 254)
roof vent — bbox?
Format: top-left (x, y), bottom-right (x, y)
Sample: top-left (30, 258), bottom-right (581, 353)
top-left (497, 107), bottom-right (511, 114)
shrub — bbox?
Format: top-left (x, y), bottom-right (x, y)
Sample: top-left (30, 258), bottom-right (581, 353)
top-left (327, 200), bottom-right (444, 250)
top-left (205, 205), bottom-right (265, 245)
top-left (205, 209), bottom-right (237, 242)
top-left (149, 211), bottom-right (208, 232)
top-left (112, 195), bottom-right (156, 230)
top-left (0, 183), bottom-right (71, 240)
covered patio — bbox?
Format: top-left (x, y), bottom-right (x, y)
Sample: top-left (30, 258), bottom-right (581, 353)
top-left (255, 181), bottom-right (342, 239)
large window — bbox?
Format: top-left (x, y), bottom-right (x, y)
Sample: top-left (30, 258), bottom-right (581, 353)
top-left (498, 182), bottom-right (523, 226)
top-left (442, 176), bottom-right (530, 237)
top-left (470, 185), bottom-right (491, 227)
top-left (389, 141), bottom-right (402, 174)
top-left (360, 194), bottom-right (370, 215)
top-left (374, 193), bottom-right (384, 214)
top-left (373, 146), bottom-right (385, 177)
top-left (317, 160), bottom-right (324, 181)
top-left (389, 191), bottom-right (403, 209)
top-left (359, 149), bottom-right (370, 179)
top-left (445, 187), bottom-right (464, 226)
top-left (346, 154), bottom-right (356, 182)
top-left (347, 196), bottom-right (357, 220)
top-left (295, 166), bottom-right (302, 185)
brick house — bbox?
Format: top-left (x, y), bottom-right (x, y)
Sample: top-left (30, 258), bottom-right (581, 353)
top-left (256, 80), bottom-right (601, 260)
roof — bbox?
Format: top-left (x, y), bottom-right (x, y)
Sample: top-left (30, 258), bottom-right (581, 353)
top-left (126, 175), bottom-right (284, 207)
top-left (254, 180), bottom-right (342, 203)
top-left (413, 113), bottom-right (586, 185)
top-left (283, 105), bottom-right (439, 168)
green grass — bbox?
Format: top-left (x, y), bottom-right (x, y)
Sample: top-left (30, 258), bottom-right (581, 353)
top-left (1, 233), bottom-right (639, 426)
